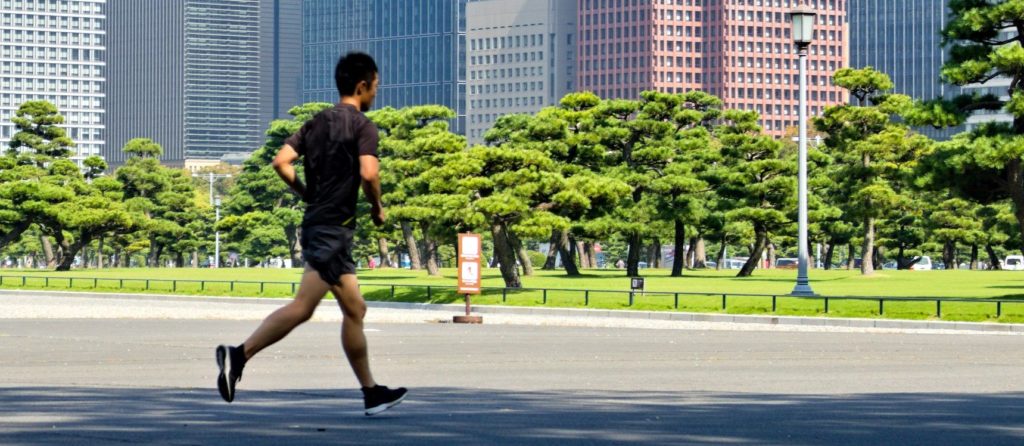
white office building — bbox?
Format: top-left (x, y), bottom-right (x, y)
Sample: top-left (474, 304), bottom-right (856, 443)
top-left (0, 0), bottom-right (106, 165)
top-left (466, 0), bottom-right (576, 144)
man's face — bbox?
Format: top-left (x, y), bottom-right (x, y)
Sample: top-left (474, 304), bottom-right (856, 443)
top-left (358, 73), bottom-right (379, 112)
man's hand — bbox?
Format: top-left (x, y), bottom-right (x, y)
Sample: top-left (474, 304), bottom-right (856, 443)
top-left (371, 205), bottom-right (386, 226)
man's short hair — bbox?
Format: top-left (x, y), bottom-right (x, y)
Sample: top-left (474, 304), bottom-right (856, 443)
top-left (335, 52), bottom-right (378, 97)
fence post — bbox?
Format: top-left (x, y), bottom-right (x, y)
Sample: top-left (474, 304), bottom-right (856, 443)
top-left (201, 281), bottom-right (205, 291)
top-left (119, 279), bottom-right (123, 288)
top-left (997, 301), bottom-right (1002, 318)
top-left (145, 279), bottom-right (150, 290)
top-left (936, 300), bottom-right (941, 318)
top-left (22, 276), bottom-right (26, 286)
top-left (173, 280), bottom-right (177, 292)
top-left (230, 281), bottom-right (234, 292)
top-left (584, 290), bottom-right (589, 306)
top-left (824, 297), bottom-right (829, 314)
top-left (291, 282), bottom-right (296, 294)
top-left (260, 282), bottom-right (264, 294)
top-left (772, 295), bottom-right (777, 312)
top-left (721, 294), bottom-right (727, 311)
top-left (93, 278), bottom-right (98, 289)
top-left (45, 277), bottom-right (48, 287)
top-left (390, 285), bottom-right (395, 300)
top-left (543, 289), bottom-right (547, 305)
top-left (879, 299), bottom-right (884, 316)
top-left (67, 278), bottom-right (73, 288)
top-left (674, 293), bottom-right (679, 309)
top-left (629, 291), bottom-right (634, 307)
top-left (427, 286), bottom-right (432, 301)
top-left (502, 288), bottom-right (507, 303)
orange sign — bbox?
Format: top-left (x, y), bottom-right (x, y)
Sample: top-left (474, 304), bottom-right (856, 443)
top-left (457, 233), bottom-right (482, 295)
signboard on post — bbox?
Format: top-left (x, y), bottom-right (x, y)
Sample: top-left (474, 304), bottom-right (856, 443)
top-left (458, 233), bottom-right (482, 295)
top-left (455, 233), bottom-right (483, 324)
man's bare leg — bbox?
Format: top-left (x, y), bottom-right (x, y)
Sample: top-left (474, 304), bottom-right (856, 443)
top-left (331, 274), bottom-right (376, 388)
top-left (241, 266), bottom-right (331, 360)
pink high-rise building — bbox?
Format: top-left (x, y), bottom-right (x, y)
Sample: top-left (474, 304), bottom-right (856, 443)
top-left (577, 0), bottom-right (848, 137)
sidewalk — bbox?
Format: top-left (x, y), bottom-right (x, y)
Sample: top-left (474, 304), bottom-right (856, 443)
top-left (1, 289), bottom-right (1022, 335)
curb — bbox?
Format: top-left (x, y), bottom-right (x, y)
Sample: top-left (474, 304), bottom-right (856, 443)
top-left (2, 288), bottom-right (1022, 334)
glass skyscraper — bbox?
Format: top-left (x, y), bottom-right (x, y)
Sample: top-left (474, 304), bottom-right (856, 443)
top-left (848, 0), bottom-right (961, 138)
top-left (302, 0), bottom-right (467, 134)
top-left (0, 0), bottom-right (106, 166)
top-left (106, 0), bottom-right (301, 166)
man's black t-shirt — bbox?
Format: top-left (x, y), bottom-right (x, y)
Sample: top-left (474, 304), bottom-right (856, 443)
top-left (284, 103), bottom-right (379, 229)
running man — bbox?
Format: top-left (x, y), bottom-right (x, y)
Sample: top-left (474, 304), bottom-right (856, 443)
top-left (215, 52), bottom-right (406, 416)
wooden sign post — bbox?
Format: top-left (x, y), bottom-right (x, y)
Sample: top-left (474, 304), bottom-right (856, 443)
top-left (454, 233), bottom-right (483, 324)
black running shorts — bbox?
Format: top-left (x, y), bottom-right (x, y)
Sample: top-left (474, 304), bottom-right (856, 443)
top-left (301, 225), bottom-right (357, 285)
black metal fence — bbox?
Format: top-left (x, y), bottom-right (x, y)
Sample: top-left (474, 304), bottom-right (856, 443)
top-left (0, 274), bottom-right (1019, 319)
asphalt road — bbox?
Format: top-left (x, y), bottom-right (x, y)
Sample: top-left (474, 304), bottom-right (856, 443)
top-left (2, 317), bottom-right (1023, 445)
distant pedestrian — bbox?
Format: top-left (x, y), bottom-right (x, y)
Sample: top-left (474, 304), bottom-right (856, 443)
top-left (615, 259), bottom-right (625, 269)
top-left (215, 52), bottom-right (406, 416)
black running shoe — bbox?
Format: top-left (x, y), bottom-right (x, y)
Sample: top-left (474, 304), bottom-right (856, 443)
top-left (215, 345), bottom-right (245, 403)
top-left (362, 385), bottom-right (407, 416)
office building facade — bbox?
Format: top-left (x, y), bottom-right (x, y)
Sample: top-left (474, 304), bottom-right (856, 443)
top-left (0, 0), bottom-right (106, 165)
top-left (302, 0), bottom-right (467, 134)
top-left (466, 0), bottom-right (577, 144)
top-left (577, 0), bottom-right (849, 137)
top-left (849, 0), bottom-right (961, 139)
top-left (105, 0), bottom-right (300, 166)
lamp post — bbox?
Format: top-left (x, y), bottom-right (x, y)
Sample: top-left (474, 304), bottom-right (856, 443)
top-left (790, 6), bottom-right (816, 296)
top-left (214, 195), bottom-right (221, 269)
top-left (192, 171), bottom-right (232, 205)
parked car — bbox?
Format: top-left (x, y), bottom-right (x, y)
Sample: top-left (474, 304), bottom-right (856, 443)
top-left (1003, 255), bottom-right (1024, 271)
top-left (910, 256), bottom-right (933, 271)
top-left (722, 258), bottom-right (747, 269)
top-left (774, 258), bottom-right (798, 269)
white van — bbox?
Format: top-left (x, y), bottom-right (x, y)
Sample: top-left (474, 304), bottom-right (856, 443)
top-left (909, 256), bottom-right (932, 271)
top-left (1004, 255), bottom-right (1024, 271)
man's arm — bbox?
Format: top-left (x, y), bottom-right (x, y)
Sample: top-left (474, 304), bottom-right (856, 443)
top-left (271, 144), bottom-right (305, 198)
top-left (360, 154), bottom-right (385, 226)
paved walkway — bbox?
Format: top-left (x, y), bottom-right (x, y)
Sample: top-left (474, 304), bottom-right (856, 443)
top-left (1, 293), bottom-right (1022, 445)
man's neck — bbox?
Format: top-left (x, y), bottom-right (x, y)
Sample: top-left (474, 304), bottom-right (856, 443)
top-left (340, 97), bottom-right (361, 110)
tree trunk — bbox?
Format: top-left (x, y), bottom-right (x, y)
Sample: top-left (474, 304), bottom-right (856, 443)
top-left (943, 241), bottom-right (956, 270)
top-left (586, 242), bottom-right (598, 268)
top-left (289, 227), bottom-right (302, 267)
top-left (41, 235), bottom-right (55, 268)
top-left (401, 222), bottom-right (422, 270)
top-left (0, 221), bottom-right (30, 253)
top-left (685, 236), bottom-right (697, 269)
top-left (767, 242), bottom-right (777, 269)
top-left (490, 221), bottom-right (522, 288)
top-left (860, 215), bottom-right (875, 275)
top-left (543, 230), bottom-right (559, 270)
top-left (652, 238), bottom-right (662, 268)
top-left (1007, 158), bottom-right (1024, 257)
top-left (737, 225), bottom-right (768, 277)
top-left (192, 250), bottom-right (199, 268)
top-left (378, 238), bottom-right (393, 268)
top-left (55, 236), bottom-right (90, 272)
top-left (970, 244), bottom-right (979, 270)
top-left (694, 237), bottom-right (707, 269)
top-left (576, 239), bottom-right (591, 269)
top-left (671, 220), bottom-right (686, 277)
top-left (96, 236), bottom-right (104, 269)
top-left (986, 245), bottom-right (1002, 270)
top-left (824, 242), bottom-right (835, 270)
top-left (846, 243), bottom-right (856, 270)
top-left (508, 229), bottom-right (533, 276)
top-left (176, 252), bottom-right (184, 269)
top-left (716, 234), bottom-right (727, 271)
top-left (557, 229), bottom-right (581, 276)
top-left (626, 232), bottom-right (642, 277)
top-left (420, 222), bottom-right (439, 276)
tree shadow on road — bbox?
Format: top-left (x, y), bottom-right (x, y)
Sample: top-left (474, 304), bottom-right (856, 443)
top-left (2, 387), bottom-right (1022, 445)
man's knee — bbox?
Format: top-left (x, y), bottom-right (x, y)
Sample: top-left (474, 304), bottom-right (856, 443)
top-left (341, 299), bottom-right (366, 321)
top-left (290, 301), bottom-right (317, 322)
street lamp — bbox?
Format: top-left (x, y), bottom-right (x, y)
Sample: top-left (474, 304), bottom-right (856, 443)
top-left (790, 6), bottom-right (816, 296)
top-left (192, 171), bottom-right (232, 206)
top-left (214, 195), bottom-right (221, 269)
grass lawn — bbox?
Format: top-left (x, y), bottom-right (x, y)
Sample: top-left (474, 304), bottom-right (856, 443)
top-left (2, 267), bottom-right (1024, 323)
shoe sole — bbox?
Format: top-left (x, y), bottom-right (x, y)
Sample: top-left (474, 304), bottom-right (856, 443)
top-left (215, 346), bottom-right (233, 403)
top-left (365, 392), bottom-right (407, 416)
